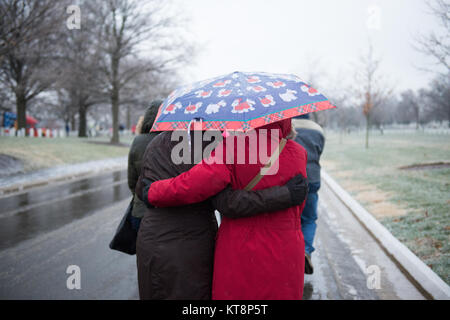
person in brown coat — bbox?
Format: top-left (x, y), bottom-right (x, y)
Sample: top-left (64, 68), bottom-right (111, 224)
top-left (127, 100), bottom-right (162, 231)
top-left (135, 130), bottom-right (308, 300)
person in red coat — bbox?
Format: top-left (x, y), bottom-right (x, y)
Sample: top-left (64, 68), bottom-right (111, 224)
top-left (144, 119), bottom-right (307, 300)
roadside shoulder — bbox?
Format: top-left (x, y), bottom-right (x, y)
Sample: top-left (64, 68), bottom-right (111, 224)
top-left (322, 170), bottom-right (450, 300)
top-left (0, 156), bottom-right (127, 197)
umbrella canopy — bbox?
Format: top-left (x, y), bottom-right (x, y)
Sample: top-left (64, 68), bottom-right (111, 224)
top-left (26, 116), bottom-right (38, 125)
top-left (151, 71), bottom-right (335, 132)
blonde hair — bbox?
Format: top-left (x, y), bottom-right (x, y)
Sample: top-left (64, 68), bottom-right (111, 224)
top-left (135, 116), bottom-right (144, 135)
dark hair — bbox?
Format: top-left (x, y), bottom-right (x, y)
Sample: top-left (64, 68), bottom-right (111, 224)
top-left (141, 99), bottom-right (163, 133)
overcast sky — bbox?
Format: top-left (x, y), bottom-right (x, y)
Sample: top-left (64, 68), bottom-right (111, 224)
top-left (175, 0), bottom-right (443, 94)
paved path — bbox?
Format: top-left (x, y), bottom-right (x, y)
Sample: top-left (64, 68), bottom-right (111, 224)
top-left (0, 170), bottom-right (426, 299)
top-left (304, 181), bottom-right (424, 300)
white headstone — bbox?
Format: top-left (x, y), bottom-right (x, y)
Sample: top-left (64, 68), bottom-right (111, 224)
top-left (37, 128), bottom-right (42, 137)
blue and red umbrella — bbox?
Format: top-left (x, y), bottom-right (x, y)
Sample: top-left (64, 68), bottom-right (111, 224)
top-left (151, 71), bottom-right (336, 132)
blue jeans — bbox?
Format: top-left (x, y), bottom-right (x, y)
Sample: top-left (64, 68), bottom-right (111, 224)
top-left (301, 182), bottom-right (320, 255)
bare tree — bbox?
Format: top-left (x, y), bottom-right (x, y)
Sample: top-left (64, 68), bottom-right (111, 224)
top-left (0, 81), bottom-right (14, 112)
top-left (0, 0), bottom-right (68, 131)
top-left (0, 1), bottom-right (61, 59)
top-left (296, 55), bottom-right (326, 124)
top-left (354, 43), bottom-right (391, 148)
top-left (57, 2), bottom-right (108, 137)
top-left (414, 0), bottom-right (450, 74)
top-left (54, 88), bottom-right (76, 134)
top-left (412, 0), bottom-right (449, 128)
top-left (120, 59), bottom-right (179, 130)
top-left (397, 90), bottom-right (424, 130)
top-left (91, 0), bottom-right (193, 143)
top-left (425, 74), bottom-right (450, 126)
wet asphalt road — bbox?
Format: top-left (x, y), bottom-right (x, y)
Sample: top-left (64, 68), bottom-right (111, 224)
top-left (0, 170), bottom-right (138, 299)
top-left (0, 169), bottom-right (425, 300)
top-left (0, 170), bottom-right (130, 251)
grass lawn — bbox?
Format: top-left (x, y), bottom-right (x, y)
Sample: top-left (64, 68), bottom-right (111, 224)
top-left (0, 135), bottom-right (133, 172)
top-left (321, 130), bottom-right (450, 284)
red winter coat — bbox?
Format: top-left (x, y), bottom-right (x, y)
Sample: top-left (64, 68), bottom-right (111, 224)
top-left (148, 119), bottom-right (307, 300)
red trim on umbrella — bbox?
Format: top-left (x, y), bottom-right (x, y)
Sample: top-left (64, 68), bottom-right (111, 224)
top-left (151, 100), bottom-right (335, 132)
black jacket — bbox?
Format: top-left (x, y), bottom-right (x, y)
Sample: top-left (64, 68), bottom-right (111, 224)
top-left (127, 101), bottom-right (162, 218)
top-left (128, 132), bottom-right (158, 217)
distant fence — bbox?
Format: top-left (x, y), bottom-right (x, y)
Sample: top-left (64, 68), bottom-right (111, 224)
top-left (0, 128), bottom-right (135, 138)
top-left (0, 127), bottom-right (66, 138)
top-left (382, 128), bottom-right (450, 135)
top-left (327, 127), bottom-right (450, 136)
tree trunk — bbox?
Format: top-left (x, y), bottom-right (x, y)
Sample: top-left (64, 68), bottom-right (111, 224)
top-left (111, 87), bottom-right (120, 144)
top-left (415, 106), bottom-right (420, 130)
top-left (126, 105), bottom-right (131, 130)
top-left (365, 113), bottom-right (370, 149)
top-left (15, 90), bottom-right (27, 133)
top-left (78, 104), bottom-right (87, 137)
top-left (71, 113), bottom-right (76, 132)
top-left (448, 105), bottom-right (450, 128)
top-left (110, 56), bottom-right (120, 144)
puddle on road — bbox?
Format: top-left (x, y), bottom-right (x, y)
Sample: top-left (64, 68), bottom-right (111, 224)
top-left (0, 170), bottom-right (131, 250)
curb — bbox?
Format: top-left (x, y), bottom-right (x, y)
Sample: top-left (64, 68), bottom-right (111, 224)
top-left (322, 170), bottom-right (450, 300)
top-left (0, 157), bottom-right (127, 197)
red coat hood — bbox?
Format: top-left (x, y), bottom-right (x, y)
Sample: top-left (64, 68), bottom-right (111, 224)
top-left (256, 119), bottom-right (292, 139)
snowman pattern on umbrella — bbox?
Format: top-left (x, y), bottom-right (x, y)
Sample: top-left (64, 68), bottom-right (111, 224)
top-left (213, 79), bottom-right (232, 88)
top-left (231, 98), bottom-right (256, 113)
top-left (300, 84), bottom-right (320, 96)
top-left (247, 85), bottom-right (267, 93)
top-left (218, 88), bottom-right (233, 97)
top-left (184, 102), bottom-right (203, 114)
top-left (164, 102), bottom-right (183, 114)
top-left (206, 100), bottom-right (227, 114)
top-left (158, 73), bottom-right (326, 126)
top-left (258, 95), bottom-right (276, 107)
top-left (246, 76), bottom-right (261, 83)
top-left (266, 81), bottom-right (286, 88)
top-left (195, 90), bottom-right (212, 98)
top-left (279, 89), bottom-right (298, 102)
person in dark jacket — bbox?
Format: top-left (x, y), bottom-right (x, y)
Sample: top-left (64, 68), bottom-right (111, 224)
top-left (127, 100), bottom-right (163, 231)
top-left (293, 113), bottom-right (325, 274)
top-left (135, 128), bottom-right (308, 300)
